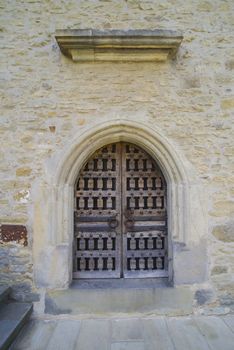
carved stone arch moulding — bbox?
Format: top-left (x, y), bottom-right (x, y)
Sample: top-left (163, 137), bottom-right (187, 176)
top-left (32, 120), bottom-right (208, 288)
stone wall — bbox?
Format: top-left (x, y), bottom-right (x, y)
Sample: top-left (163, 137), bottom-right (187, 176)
top-left (1, 0), bottom-right (233, 313)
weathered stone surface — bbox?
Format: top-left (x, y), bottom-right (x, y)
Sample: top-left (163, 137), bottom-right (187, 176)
top-left (11, 316), bottom-right (234, 350)
top-left (194, 289), bottom-right (214, 305)
top-left (173, 241), bottom-right (207, 284)
top-left (221, 98), bottom-right (234, 110)
top-left (15, 168), bottom-right (32, 177)
top-left (0, 242), bottom-right (36, 302)
top-left (218, 284), bottom-right (234, 310)
top-left (211, 266), bottom-right (228, 275)
top-left (0, 0), bottom-right (233, 311)
top-left (45, 286), bottom-right (194, 316)
top-left (212, 222), bottom-right (234, 242)
top-left (210, 201), bottom-right (234, 217)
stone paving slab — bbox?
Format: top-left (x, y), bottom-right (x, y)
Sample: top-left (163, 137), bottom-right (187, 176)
top-left (75, 319), bottom-right (110, 350)
top-left (11, 315), bottom-right (234, 350)
top-left (47, 320), bottom-right (81, 350)
top-left (166, 317), bottom-right (210, 350)
top-left (222, 315), bottom-right (234, 332)
top-left (111, 319), bottom-right (144, 341)
top-left (194, 316), bottom-right (234, 350)
top-left (143, 318), bottom-right (174, 350)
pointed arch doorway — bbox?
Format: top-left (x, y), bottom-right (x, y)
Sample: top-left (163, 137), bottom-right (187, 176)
top-left (73, 142), bottom-right (168, 279)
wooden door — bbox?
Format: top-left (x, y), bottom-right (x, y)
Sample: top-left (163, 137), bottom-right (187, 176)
top-left (74, 143), bottom-right (168, 279)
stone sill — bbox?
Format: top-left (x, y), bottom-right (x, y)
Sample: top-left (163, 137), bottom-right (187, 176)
top-left (55, 29), bottom-right (183, 62)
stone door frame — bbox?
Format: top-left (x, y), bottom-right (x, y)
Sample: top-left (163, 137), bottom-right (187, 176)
top-left (32, 119), bottom-right (208, 289)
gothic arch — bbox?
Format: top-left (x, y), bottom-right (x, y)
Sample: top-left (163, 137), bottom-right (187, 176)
top-left (33, 120), bottom-right (207, 288)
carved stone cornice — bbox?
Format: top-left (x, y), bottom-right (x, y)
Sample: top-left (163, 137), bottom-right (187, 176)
top-left (55, 29), bottom-right (183, 62)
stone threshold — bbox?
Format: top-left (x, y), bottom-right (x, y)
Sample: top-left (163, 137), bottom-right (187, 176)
top-left (45, 281), bottom-right (194, 317)
top-left (71, 278), bottom-right (171, 289)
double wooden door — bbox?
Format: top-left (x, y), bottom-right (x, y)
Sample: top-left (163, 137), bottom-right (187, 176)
top-left (73, 142), bottom-right (168, 279)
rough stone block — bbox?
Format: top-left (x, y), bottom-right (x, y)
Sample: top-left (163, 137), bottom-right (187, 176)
top-left (194, 289), bottom-right (214, 305)
top-left (173, 241), bottom-right (207, 284)
top-left (212, 221), bottom-right (234, 242)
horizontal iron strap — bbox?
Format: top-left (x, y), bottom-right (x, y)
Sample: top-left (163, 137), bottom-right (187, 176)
top-left (129, 210), bottom-right (166, 216)
top-left (75, 226), bottom-right (114, 232)
top-left (133, 216), bottom-right (167, 221)
top-left (126, 231), bottom-right (167, 238)
top-left (124, 171), bottom-right (162, 176)
top-left (132, 221), bottom-right (165, 227)
top-left (125, 190), bottom-right (165, 196)
top-left (75, 216), bottom-right (166, 222)
top-left (75, 216), bottom-right (115, 222)
top-left (76, 222), bottom-right (112, 227)
top-left (75, 231), bottom-right (117, 238)
top-left (126, 249), bottom-right (166, 258)
top-left (129, 225), bottom-right (166, 232)
top-left (123, 270), bottom-right (169, 278)
top-left (76, 190), bottom-right (117, 196)
top-left (76, 210), bottom-right (117, 215)
top-left (79, 171), bottom-right (117, 176)
top-left (76, 251), bottom-right (117, 258)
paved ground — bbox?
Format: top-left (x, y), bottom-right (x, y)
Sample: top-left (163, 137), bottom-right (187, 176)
top-left (11, 315), bottom-right (234, 350)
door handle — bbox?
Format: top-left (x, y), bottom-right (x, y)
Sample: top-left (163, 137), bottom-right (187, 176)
top-left (125, 218), bottom-right (135, 229)
top-left (124, 208), bottom-right (134, 218)
top-left (108, 217), bottom-right (119, 229)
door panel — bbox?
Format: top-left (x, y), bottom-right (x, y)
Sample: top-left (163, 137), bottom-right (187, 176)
top-left (73, 143), bottom-right (121, 278)
top-left (74, 142), bottom-right (168, 279)
top-left (122, 144), bottom-right (168, 278)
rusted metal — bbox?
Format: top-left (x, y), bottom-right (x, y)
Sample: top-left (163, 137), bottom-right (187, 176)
top-left (0, 224), bottom-right (28, 246)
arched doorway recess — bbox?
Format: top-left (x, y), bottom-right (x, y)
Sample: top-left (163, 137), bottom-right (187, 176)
top-left (33, 120), bottom-right (207, 289)
top-left (74, 142), bottom-right (168, 279)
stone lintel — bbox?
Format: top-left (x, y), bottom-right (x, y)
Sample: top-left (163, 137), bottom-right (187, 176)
top-left (55, 29), bottom-right (183, 62)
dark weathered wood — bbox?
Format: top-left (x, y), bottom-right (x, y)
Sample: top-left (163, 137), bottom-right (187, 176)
top-left (74, 142), bottom-right (168, 279)
top-left (128, 226), bottom-right (167, 232)
top-left (74, 143), bottom-right (121, 278)
top-left (122, 143), bottom-right (167, 278)
top-left (75, 216), bottom-right (114, 222)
